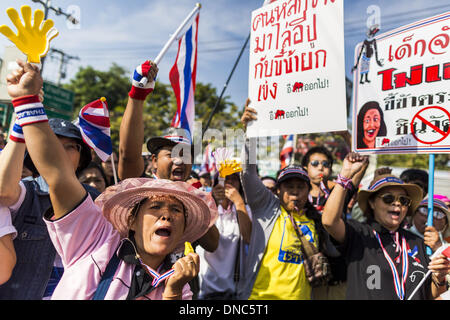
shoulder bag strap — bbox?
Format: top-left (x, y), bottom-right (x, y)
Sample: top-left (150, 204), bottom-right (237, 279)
top-left (92, 252), bottom-right (121, 300)
top-left (288, 213), bottom-right (317, 258)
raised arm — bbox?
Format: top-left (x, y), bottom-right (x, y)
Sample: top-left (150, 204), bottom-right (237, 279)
top-left (0, 140), bottom-right (26, 207)
top-left (118, 60), bottom-right (158, 180)
top-left (322, 152), bottom-right (369, 243)
top-left (240, 99), bottom-right (274, 210)
top-left (6, 60), bottom-right (86, 219)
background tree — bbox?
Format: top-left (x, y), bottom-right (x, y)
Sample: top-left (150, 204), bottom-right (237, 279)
top-left (64, 64), bottom-right (242, 152)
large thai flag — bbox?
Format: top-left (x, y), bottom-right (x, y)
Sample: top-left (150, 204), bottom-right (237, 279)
top-left (75, 97), bottom-right (112, 162)
top-left (280, 135), bottom-right (294, 169)
top-left (169, 12), bottom-right (199, 141)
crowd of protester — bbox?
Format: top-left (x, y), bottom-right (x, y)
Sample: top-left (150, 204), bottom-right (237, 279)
top-left (0, 59), bottom-right (448, 301)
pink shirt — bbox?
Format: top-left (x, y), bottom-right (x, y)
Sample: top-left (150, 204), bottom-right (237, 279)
top-left (44, 195), bottom-right (192, 300)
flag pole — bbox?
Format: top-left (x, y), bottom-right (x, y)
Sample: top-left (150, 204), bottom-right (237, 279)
top-left (110, 155), bottom-right (118, 185)
top-left (426, 154), bottom-right (435, 255)
top-left (291, 134), bottom-right (297, 165)
top-left (202, 0), bottom-right (273, 137)
top-left (139, 3), bottom-right (201, 87)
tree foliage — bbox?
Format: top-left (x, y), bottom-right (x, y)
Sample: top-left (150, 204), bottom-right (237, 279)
top-left (64, 64), bottom-right (242, 151)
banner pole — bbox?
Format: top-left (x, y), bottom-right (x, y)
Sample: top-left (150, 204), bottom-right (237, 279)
top-left (426, 154), bottom-right (435, 255)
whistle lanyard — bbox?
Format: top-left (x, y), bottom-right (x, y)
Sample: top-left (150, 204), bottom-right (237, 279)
top-left (138, 258), bottom-right (175, 288)
top-left (308, 180), bottom-right (330, 210)
top-left (373, 230), bottom-right (409, 300)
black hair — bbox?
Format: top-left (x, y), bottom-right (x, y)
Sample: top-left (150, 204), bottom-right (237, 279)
top-left (356, 101), bottom-right (387, 149)
top-left (400, 169), bottom-right (428, 196)
top-left (261, 176), bottom-right (276, 183)
top-left (76, 161), bottom-right (108, 186)
top-left (300, 146), bottom-right (334, 169)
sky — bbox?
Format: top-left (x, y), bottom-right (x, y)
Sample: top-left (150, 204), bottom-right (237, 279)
top-left (1, 0), bottom-right (450, 112)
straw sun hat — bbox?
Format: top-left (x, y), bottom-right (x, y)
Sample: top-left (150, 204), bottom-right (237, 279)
top-left (357, 174), bottom-right (423, 217)
top-left (95, 178), bottom-right (218, 252)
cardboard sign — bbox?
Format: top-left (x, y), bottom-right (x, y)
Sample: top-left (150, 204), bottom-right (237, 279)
top-left (352, 12), bottom-right (450, 154)
top-left (247, 0), bottom-right (347, 138)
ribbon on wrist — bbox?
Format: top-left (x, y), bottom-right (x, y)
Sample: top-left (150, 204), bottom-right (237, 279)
top-left (12, 95), bottom-right (48, 126)
top-left (128, 85), bottom-right (154, 100)
top-left (128, 61), bottom-right (156, 100)
top-left (336, 174), bottom-right (354, 190)
top-left (9, 120), bottom-right (25, 143)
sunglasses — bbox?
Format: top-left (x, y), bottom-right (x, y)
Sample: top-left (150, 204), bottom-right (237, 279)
top-left (63, 143), bottom-right (82, 153)
top-left (417, 207), bottom-right (446, 220)
top-left (378, 193), bottom-right (411, 207)
top-left (309, 160), bottom-right (331, 168)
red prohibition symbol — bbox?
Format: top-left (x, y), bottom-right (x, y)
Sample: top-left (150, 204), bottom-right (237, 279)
top-left (410, 106), bottom-right (450, 144)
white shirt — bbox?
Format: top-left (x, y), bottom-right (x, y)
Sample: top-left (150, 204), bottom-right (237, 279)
top-left (0, 205), bottom-right (16, 239)
top-left (197, 203), bottom-right (251, 298)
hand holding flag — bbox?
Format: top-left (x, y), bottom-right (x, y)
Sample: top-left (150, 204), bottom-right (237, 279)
top-left (128, 60), bottom-right (159, 101)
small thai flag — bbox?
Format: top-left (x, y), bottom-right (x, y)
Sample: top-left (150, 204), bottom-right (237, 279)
top-left (75, 97), bottom-right (112, 162)
top-left (280, 135), bottom-right (294, 170)
top-left (169, 12), bottom-right (199, 141)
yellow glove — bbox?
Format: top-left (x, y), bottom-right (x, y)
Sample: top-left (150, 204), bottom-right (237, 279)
top-left (184, 242), bottom-right (194, 256)
top-left (0, 5), bottom-right (59, 65)
top-left (218, 159), bottom-right (243, 178)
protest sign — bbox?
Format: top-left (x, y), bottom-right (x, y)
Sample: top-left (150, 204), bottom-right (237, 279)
top-left (352, 12), bottom-right (450, 154)
top-left (247, 0), bottom-right (347, 138)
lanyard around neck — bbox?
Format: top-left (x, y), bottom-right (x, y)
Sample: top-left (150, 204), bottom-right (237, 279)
top-left (372, 230), bottom-right (409, 300)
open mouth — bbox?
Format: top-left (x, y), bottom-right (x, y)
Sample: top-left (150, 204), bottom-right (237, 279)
top-left (155, 227), bottom-right (172, 238)
top-left (171, 168), bottom-right (184, 180)
top-left (366, 129), bottom-right (376, 137)
top-left (388, 211), bottom-right (400, 218)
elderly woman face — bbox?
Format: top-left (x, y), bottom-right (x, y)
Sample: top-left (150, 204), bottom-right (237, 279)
top-left (363, 108), bottom-right (381, 148)
top-left (130, 195), bottom-right (186, 258)
top-left (369, 186), bottom-right (411, 231)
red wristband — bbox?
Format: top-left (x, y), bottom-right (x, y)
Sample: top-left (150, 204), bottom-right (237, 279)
top-left (128, 86), bottom-right (153, 101)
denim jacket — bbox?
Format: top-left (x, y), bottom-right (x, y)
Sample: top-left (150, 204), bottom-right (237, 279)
top-left (0, 178), bottom-right (100, 300)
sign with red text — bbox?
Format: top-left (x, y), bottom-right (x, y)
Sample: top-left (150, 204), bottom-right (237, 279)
top-left (352, 12), bottom-right (450, 154)
top-left (246, 0), bottom-right (347, 138)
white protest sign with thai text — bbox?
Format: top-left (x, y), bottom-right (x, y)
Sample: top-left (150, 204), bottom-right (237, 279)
top-left (352, 12), bottom-right (450, 154)
top-left (247, 0), bottom-right (347, 138)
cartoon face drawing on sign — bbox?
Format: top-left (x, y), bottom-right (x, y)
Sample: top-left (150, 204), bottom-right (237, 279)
top-left (357, 101), bottom-right (387, 149)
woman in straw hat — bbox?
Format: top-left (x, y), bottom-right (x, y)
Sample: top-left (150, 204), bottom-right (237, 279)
top-left (6, 60), bottom-right (218, 300)
top-left (322, 152), bottom-right (450, 300)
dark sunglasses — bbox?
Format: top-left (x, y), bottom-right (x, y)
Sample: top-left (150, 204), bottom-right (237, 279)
top-left (417, 207), bottom-right (446, 220)
top-left (378, 193), bottom-right (411, 207)
top-left (309, 160), bottom-right (331, 168)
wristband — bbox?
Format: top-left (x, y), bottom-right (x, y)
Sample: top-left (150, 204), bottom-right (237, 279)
top-left (128, 85), bottom-right (154, 101)
top-left (12, 95), bottom-right (48, 126)
top-left (9, 120), bottom-right (25, 143)
top-left (336, 174), bottom-right (353, 190)
top-left (128, 61), bottom-right (156, 100)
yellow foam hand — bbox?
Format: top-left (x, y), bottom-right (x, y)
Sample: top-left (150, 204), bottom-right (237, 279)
top-left (184, 242), bottom-right (194, 256)
top-left (218, 159), bottom-right (243, 178)
top-left (0, 6), bottom-right (59, 64)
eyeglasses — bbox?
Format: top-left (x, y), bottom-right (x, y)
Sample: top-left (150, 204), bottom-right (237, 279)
top-left (63, 143), bottom-right (82, 153)
top-left (417, 207), bottom-right (446, 220)
top-left (378, 193), bottom-right (411, 207)
top-left (309, 160), bottom-right (331, 168)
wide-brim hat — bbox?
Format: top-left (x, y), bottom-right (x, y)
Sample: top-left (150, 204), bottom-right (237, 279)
top-left (417, 197), bottom-right (450, 239)
top-left (146, 127), bottom-right (193, 156)
top-left (276, 165), bottom-right (311, 187)
top-left (358, 174), bottom-right (423, 216)
top-left (94, 178), bottom-right (218, 253)
top-left (24, 118), bottom-right (91, 176)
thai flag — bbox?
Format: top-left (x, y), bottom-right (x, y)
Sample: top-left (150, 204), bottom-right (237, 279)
top-left (75, 97), bottom-right (112, 162)
top-left (169, 12), bottom-right (199, 142)
top-left (280, 135), bottom-right (294, 169)
top-left (201, 144), bottom-right (215, 173)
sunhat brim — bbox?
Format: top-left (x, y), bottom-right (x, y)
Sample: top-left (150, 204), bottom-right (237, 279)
top-left (358, 182), bottom-right (423, 217)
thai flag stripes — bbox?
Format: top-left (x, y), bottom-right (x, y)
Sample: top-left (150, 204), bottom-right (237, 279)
top-left (12, 95), bottom-right (48, 127)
